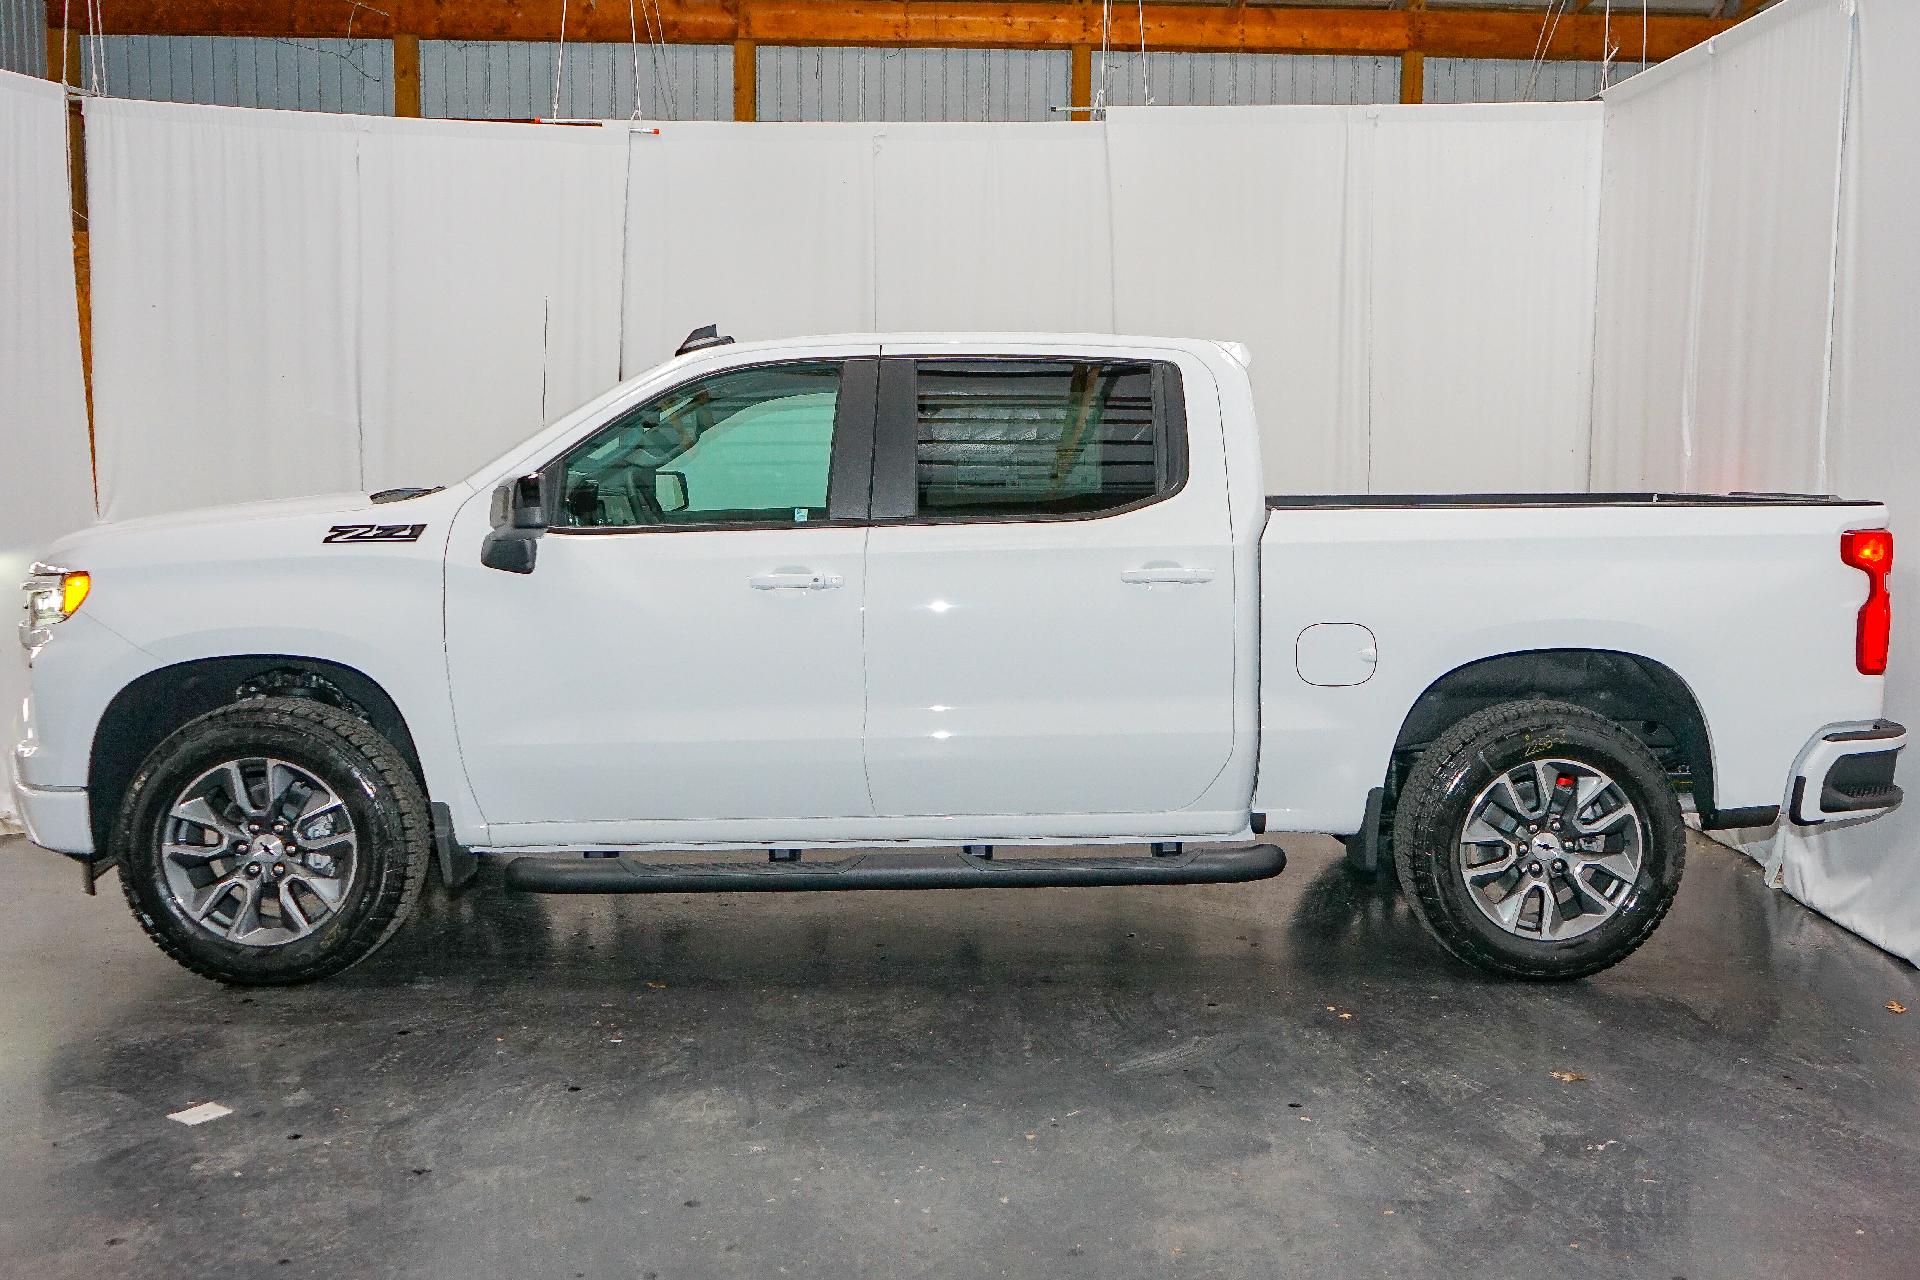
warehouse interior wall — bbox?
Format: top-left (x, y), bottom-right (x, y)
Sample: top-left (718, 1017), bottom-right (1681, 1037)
top-left (56, 37), bottom-right (1636, 123)
top-left (0, 71), bottom-right (96, 821)
top-left (1590, 0), bottom-right (1920, 965)
top-left (0, 0), bottom-right (46, 77)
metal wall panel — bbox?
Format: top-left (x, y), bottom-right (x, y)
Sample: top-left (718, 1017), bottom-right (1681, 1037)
top-left (1425, 58), bottom-right (1622, 104)
top-left (1096, 53), bottom-right (1400, 108)
top-left (80, 36), bottom-right (392, 113)
top-left (759, 47), bottom-right (1068, 122)
top-left (422, 41), bottom-right (730, 120)
top-left (1, 0), bottom-right (46, 77)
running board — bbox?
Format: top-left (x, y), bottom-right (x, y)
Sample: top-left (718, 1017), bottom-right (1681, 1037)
top-left (502, 843), bottom-right (1285, 894)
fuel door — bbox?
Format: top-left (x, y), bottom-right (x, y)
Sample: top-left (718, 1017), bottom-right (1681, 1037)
top-left (1296, 622), bottom-right (1378, 687)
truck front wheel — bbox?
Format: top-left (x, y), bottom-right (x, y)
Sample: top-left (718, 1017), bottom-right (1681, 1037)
top-left (1391, 699), bottom-right (1685, 981)
top-left (114, 697), bottom-right (431, 985)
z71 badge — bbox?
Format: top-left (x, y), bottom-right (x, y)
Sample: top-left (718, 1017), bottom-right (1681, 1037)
top-left (324, 523), bottom-right (427, 544)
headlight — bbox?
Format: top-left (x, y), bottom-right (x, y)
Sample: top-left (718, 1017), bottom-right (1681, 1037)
top-left (20, 563), bottom-right (89, 651)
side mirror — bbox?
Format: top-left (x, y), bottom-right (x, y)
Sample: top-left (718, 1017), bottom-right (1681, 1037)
top-left (490, 473), bottom-right (546, 530)
top-left (655, 471), bottom-right (689, 514)
top-left (482, 472), bottom-right (547, 574)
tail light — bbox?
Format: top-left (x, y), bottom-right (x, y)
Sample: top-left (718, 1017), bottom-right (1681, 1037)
top-left (1841, 528), bottom-right (1892, 676)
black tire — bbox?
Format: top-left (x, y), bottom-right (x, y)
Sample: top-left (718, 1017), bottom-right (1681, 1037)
top-left (115, 697), bottom-right (431, 986)
top-left (1391, 698), bottom-right (1685, 981)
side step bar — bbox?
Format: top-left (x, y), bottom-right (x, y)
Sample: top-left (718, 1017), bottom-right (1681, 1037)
top-left (503, 843), bottom-right (1285, 895)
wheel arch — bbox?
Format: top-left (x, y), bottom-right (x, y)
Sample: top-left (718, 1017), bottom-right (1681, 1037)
top-left (88, 656), bottom-right (425, 854)
top-left (1389, 648), bottom-right (1720, 823)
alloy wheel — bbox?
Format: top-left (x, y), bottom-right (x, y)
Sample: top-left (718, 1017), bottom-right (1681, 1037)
top-left (158, 757), bottom-right (358, 947)
top-left (1456, 758), bottom-right (1645, 941)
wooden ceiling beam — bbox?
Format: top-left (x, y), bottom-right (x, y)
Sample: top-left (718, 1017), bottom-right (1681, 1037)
top-left (55, 1), bottom-right (1735, 62)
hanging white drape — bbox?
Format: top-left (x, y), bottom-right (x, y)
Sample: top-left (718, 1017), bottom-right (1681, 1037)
top-left (1590, 0), bottom-right (1920, 965)
top-left (85, 100), bottom-right (1609, 518)
top-left (620, 122), bottom-right (877, 373)
top-left (85, 100), bottom-right (627, 520)
top-left (1767, 0), bottom-right (1920, 967)
top-left (619, 121), bottom-right (1113, 377)
top-left (1590, 0), bottom-right (1853, 495)
top-left (1107, 103), bottom-right (1603, 494)
top-left (627, 109), bottom-right (1603, 495)
top-left (1107, 107), bottom-right (1363, 490)
top-left (87, 102), bottom-right (365, 518)
top-left (0, 70), bottom-right (97, 821)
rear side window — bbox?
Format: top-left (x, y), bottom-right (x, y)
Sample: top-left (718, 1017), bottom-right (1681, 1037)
top-left (903, 359), bottom-right (1184, 520)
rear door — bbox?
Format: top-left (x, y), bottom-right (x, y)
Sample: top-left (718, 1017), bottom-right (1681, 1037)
top-left (861, 347), bottom-right (1237, 821)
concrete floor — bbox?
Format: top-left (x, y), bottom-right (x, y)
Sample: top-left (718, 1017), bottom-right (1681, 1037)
top-left (1, 832), bottom-right (1917, 1280)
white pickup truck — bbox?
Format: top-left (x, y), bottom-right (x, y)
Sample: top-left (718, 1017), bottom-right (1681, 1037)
top-left (13, 331), bottom-right (1906, 986)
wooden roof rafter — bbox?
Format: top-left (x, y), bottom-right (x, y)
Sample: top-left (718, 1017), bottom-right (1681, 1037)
top-left (52, 1), bottom-right (1741, 62)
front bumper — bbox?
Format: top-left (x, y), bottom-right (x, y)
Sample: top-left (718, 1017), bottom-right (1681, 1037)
top-left (1789, 720), bottom-right (1906, 826)
top-left (8, 772), bottom-right (93, 855)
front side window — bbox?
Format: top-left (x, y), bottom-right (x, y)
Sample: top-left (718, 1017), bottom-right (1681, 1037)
top-left (557, 362), bottom-right (842, 529)
top-left (911, 360), bottom-right (1175, 519)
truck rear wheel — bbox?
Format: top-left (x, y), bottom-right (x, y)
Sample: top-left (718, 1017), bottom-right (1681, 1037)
top-left (1391, 699), bottom-right (1685, 981)
top-left (114, 697), bottom-right (431, 986)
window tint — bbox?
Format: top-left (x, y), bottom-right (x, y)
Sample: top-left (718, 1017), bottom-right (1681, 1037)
top-left (557, 363), bottom-right (842, 528)
top-left (912, 360), bottom-right (1172, 518)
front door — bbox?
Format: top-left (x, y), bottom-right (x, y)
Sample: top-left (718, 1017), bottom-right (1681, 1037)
top-left (861, 350), bottom-right (1238, 823)
top-left (444, 353), bottom-right (879, 844)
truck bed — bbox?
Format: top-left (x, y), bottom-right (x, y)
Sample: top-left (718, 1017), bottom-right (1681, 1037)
top-left (1251, 493), bottom-right (1889, 835)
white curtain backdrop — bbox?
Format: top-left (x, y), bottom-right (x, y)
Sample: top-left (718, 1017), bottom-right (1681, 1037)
top-left (628, 106), bottom-right (1607, 495)
top-left (86, 100), bottom-right (626, 520)
top-left (0, 71), bottom-right (97, 821)
top-left (1108, 104), bottom-right (1602, 494)
top-left (354, 120), bottom-right (626, 489)
top-left (1591, 0), bottom-right (1920, 965)
top-left (88, 102), bottom-right (363, 518)
top-left (1806, 0), bottom-right (1920, 966)
top-left (1365, 107), bottom-right (1601, 494)
top-left (871, 124), bottom-right (1112, 333)
top-left (1590, 0), bottom-right (1853, 494)
top-left (87, 101), bottom-right (1605, 516)
top-left (621, 122), bottom-right (877, 373)
top-left (620, 121), bottom-right (1113, 375)
top-left (1107, 107), bottom-right (1362, 489)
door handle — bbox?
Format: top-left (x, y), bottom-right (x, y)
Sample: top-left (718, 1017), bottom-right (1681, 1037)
top-left (749, 569), bottom-right (844, 591)
top-left (1121, 564), bottom-right (1215, 586)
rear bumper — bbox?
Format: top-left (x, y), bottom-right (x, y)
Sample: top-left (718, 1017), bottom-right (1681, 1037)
top-left (1789, 720), bottom-right (1906, 826)
top-left (7, 773), bottom-right (93, 856)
